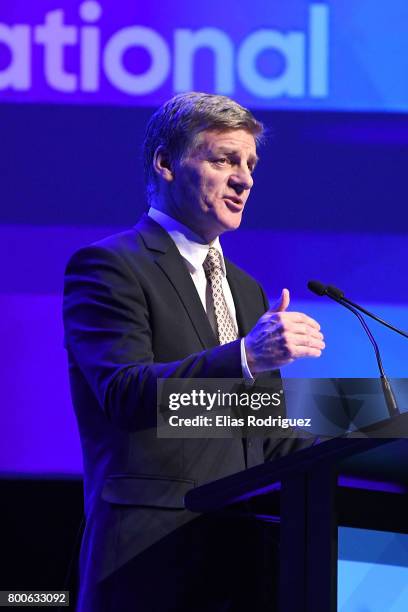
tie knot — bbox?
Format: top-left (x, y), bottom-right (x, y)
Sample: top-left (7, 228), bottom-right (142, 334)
top-left (203, 247), bottom-right (223, 278)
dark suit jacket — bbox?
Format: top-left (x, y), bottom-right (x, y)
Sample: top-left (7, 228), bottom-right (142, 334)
top-left (63, 215), bottom-right (284, 611)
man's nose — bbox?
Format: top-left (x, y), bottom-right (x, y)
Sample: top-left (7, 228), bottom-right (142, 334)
top-left (229, 167), bottom-right (254, 192)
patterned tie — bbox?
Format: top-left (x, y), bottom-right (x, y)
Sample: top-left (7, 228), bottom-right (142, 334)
top-left (203, 247), bottom-right (238, 345)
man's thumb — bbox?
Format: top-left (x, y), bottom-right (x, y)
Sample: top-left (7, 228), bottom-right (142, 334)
top-left (270, 288), bottom-right (290, 312)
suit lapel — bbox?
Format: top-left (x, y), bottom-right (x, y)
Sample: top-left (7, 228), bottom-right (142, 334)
top-left (136, 215), bottom-right (218, 350)
top-left (225, 260), bottom-right (260, 336)
top-left (136, 215), bottom-right (261, 346)
top-left (156, 250), bottom-right (219, 349)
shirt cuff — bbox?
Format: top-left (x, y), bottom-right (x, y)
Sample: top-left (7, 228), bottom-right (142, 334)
top-left (240, 338), bottom-right (255, 381)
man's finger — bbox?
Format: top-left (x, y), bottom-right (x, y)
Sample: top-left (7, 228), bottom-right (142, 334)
top-left (285, 332), bottom-right (325, 350)
top-left (279, 311), bottom-right (321, 330)
top-left (270, 288), bottom-right (290, 313)
top-left (290, 326), bottom-right (324, 341)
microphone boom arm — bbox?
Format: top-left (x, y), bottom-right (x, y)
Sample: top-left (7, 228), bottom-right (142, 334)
top-left (325, 286), bottom-right (408, 340)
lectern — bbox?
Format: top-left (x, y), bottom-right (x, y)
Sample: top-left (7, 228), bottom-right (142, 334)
top-left (185, 412), bottom-right (408, 612)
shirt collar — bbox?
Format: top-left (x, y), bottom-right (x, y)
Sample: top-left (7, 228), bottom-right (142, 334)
top-left (148, 207), bottom-right (226, 275)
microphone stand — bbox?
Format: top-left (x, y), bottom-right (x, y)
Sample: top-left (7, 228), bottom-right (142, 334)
top-left (307, 280), bottom-right (401, 417)
top-left (326, 293), bottom-right (400, 418)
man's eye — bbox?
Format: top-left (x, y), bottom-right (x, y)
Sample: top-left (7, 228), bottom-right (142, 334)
top-left (215, 158), bottom-right (228, 164)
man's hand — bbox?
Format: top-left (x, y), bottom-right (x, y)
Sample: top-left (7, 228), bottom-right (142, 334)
top-left (244, 288), bottom-right (325, 374)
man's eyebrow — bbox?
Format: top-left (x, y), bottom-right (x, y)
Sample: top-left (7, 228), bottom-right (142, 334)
top-left (211, 147), bottom-right (259, 166)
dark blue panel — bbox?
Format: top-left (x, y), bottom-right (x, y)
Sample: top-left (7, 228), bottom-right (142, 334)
top-left (1, 104), bottom-right (408, 232)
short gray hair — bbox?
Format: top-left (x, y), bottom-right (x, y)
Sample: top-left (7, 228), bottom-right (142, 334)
top-left (143, 92), bottom-right (264, 203)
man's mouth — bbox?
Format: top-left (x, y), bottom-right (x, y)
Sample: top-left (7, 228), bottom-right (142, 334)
top-left (223, 196), bottom-right (244, 211)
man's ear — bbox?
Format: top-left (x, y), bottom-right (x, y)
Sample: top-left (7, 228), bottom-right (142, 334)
top-left (153, 146), bottom-right (174, 183)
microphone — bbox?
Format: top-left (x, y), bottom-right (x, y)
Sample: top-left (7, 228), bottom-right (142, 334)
top-left (308, 281), bottom-right (408, 339)
top-left (307, 280), bottom-right (400, 417)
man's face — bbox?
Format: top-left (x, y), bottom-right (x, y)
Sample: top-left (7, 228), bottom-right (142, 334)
top-left (168, 129), bottom-right (258, 243)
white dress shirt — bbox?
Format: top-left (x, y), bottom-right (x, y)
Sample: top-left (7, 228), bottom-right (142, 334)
top-left (148, 208), bottom-right (253, 379)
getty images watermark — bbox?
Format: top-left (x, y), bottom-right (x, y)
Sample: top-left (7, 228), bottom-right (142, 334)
top-left (157, 378), bottom-right (313, 439)
top-left (157, 378), bottom-right (408, 439)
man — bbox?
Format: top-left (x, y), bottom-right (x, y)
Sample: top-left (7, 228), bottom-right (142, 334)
top-left (63, 92), bottom-right (324, 611)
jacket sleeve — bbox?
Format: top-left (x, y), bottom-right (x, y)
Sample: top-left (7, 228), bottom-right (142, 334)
top-left (63, 245), bottom-right (243, 431)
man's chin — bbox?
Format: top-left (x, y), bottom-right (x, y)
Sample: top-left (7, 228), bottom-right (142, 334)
top-left (221, 212), bottom-right (243, 232)
top-left (204, 211), bottom-right (243, 241)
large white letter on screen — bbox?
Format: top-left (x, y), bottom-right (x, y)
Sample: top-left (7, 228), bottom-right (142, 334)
top-left (103, 26), bottom-right (170, 94)
top-left (174, 28), bottom-right (234, 94)
top-left (309, 4), bottom-right (329, 97)
top-left (238, 29), bottom-right (305, 98)
top-left (79, 0), bottom-right (103, 92)
top-left (35, 10), bottom-right (78, 92)
top-left (0, 24), bottom-right (30, 90)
